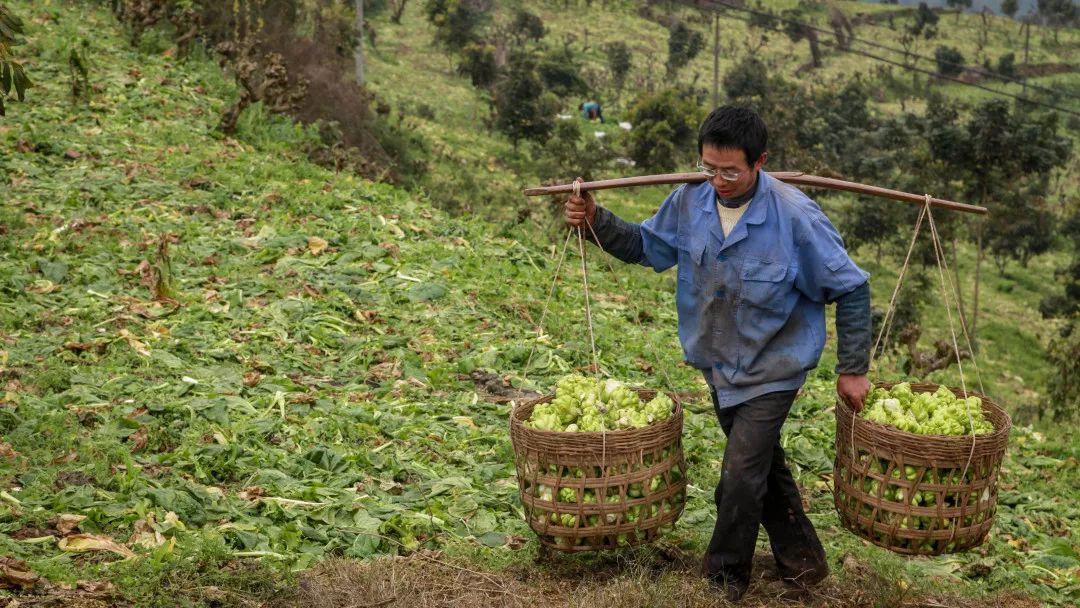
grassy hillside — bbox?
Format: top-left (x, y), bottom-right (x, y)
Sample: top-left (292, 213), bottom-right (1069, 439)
top-left (0, 1), bottom-right (1077, 607)
top-left (367, 0), bottom-right (1075, 415)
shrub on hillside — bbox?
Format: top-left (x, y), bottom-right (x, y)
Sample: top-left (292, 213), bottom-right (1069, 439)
top-left (625, 87), bottom-right (702, 172)
top-left (510, 9), bottom-right (545, 43)
top-left (665, 19), bottom-right (703, 77)
top-left (108, 0), bottom-right (420, 184)
top-left (539, 119), bottom-right (616, 184)
top-left (425, 0), bottom-right (490, 52)
top-left (458, 42), bottom-right (498, 89)
top-left (933, 46), bottom-right (965, 77)
top-left (492, 53), bottom-right (559, 146)
top-left (538, 46), bottom-right (589, 97)
top-left (1045, 318), bottom-right (1080, 422)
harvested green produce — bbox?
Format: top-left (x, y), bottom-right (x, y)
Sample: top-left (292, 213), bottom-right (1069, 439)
top-left (861, 383), bottom-right (995, 436)
top-left (523, 375), bottom-right (674, 431)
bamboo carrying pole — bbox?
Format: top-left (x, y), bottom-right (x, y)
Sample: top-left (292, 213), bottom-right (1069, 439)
top-left (523, 171), bottom-right (987, 215)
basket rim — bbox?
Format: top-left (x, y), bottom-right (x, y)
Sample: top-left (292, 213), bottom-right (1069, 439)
top-left (838, 381), bottom-right (1012, 444)
top-left (510, 388), bottom-right (683, 439)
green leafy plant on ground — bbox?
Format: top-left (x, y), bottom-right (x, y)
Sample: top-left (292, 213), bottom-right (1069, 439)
top-left (0, 1), bottom-right (1077, 607)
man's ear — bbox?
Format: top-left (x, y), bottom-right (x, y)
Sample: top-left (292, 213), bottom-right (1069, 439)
top-left (756, 152), bottom-right (768, 168)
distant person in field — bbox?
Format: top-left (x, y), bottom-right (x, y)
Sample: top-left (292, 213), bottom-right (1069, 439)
top-left (564, 106), bottom-right (871, 603)
top-left (579, 100), bottom-right (604, 123)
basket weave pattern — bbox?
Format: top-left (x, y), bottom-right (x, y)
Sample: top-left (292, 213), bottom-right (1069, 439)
top-left (834, 382), bottom-right (1011, 555)
top-left (509, 389), bottom-right (687, 552)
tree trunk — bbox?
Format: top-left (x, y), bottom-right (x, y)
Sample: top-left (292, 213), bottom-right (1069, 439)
top-left (390, 0), bottom-right (407, 24)
top-left (971, 218), bottom-right (984, 351)
top-left (807, 29), bottom-right (821, 68)
top-left (712, 12), bottom-right (720, 108)
top-left (1022, 22), bottom-right (1030, 94)
top-left (354, 0), bottom-right (365, 87)
top-left (950, 235), bottom-right (970, 339)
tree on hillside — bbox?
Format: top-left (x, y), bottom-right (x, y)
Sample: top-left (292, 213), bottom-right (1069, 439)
top-left (538, 46), bottom-right (589, 97)
top-left (539, 118), bottom-right (615, 183)
top-left (625, 86), bottom-right (702, 171)
top-left (909, 2), bottom-right (939, 38)
top-left (458, 42), bottom-right (498, 88)
top-left (1045, 318), bottom-right (1080, 422)
top-left (492, 52), bottom-right (558, 146)
top-left (510, 8), bottom-right (545, 43)
top-left (425, 0), bottom-right (490, 52)
top-left (1001, 0), bottom-right (1019, 19)
top-left (933, 46), bottom-right (965, 77)
top-left (665, 19), bottom-right (704, 77)
top-left (781, 3), bottom-right (824, 70)
top-left (722, 55), bottom-right (770, 103)
top-left (1040, 210), bottom-right (1080, 320)
top-left (388, 0), bottom-right (408, 24)
top-left (923, 96), bottom-right (1072, 345)
top-left (605, 41), bottom-right (632, 98)
top-left (1037, 0), bottom-right (1078, 43)
top-left (995, 52), bottom-right (1016, 80)
top-left (828, 7), bottom-right (854, 50)
top-left (946, 0), bottom-right (972, 22)
top-left (0, 3), bottom-right (31, 115)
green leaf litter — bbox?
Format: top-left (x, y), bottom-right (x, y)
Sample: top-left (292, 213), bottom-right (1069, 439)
top-left (0, 1), bottom-right (1076, 606)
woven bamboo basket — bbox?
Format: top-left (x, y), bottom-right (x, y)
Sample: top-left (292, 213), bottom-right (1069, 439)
top-left (833, 382), bottom-right (1011, 555)
top-left (509, 389), bottom-right (687, 552)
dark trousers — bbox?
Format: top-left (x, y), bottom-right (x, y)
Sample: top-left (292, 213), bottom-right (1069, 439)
top-left (704, 388), bottom-right (828, 588)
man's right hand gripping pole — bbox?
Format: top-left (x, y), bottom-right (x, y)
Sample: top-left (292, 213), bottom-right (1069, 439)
top-left (564, 177), bottom-right (597, 229)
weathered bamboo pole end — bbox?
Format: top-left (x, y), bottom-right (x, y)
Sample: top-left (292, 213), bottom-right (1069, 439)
top-left (523, 171), bottom-right (987, 215)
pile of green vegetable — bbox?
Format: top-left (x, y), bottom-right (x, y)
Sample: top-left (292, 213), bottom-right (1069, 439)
top-left (523, 374), bottom-right (674, 432)
top-left (861, 383), bottom-right (995, 436)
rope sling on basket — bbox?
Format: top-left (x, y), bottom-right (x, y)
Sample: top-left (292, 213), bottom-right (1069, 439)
top-left (833, 195), bottom-right (1012, 556)
top-left (511, 180), bottom-right (689, 552)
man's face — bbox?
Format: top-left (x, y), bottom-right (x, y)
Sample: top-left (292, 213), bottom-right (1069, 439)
top-left (700, 145), bottom-right (766, 200)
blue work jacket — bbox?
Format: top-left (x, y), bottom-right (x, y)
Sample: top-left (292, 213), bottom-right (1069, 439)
top-left (593, 171), bottom-right (869, 407)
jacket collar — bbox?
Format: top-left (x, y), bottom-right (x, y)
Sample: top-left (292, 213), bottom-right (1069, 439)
top-left (697, 170), bottom-right (771, 251)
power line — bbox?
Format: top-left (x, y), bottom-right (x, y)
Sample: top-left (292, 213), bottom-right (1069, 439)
top-left (691, 0), bottom-right (1079, 103)
top-left (685, 0), bottom-right (1080, 117)
top-left (845, 5), bottom-right (1079, 47)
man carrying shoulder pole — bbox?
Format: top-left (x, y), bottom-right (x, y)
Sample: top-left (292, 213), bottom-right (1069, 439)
top-left (564, 106), bottom-right (872, 602)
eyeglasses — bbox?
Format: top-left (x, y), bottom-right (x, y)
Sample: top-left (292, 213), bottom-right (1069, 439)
top-left (696, 163), bottom-right (746, 182)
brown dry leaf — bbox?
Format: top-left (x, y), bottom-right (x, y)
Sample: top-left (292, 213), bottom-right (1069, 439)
top-left (0, 442), bottom-right (17, 460)
top-left (0, 557), bottom-right (40, 590)
top-left (128, 426), bottom-right (148, 452)
top-left (50, 451), bottom-right (78, 465)
top-left (57, 534), bottom-right (136, 558)
top-left (117, 329), bottom-right (151, 357)
top-left (451, 416), bottom-right (477, 428)
top-left (27, 280), bottom-right (58, 294)
top-left (307, 236), bottom-right (328, 256)
top-left (63, 340), bottom-right (107, 354)
top-left (129, 515), bottom-right (165, 548)
top-left (238, 486), bottom-right (265, 501)
top-left (76, 580), bottom-right (117, 594)
top-left (54, 514), bottom-right (87, 536)
top-left (243, 371), bottom-right (262, 387)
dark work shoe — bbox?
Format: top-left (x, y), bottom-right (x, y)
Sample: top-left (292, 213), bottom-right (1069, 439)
top-left (775, 548), bottom-right (829, 589)
top-left (708, 576), bottom-right (749, 603)
top-left (778, 561), bottom-right (829, 589)
top-left (702, 557), bottom-right (750, 603)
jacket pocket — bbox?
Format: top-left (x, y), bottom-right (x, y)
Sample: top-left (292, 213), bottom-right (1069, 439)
top-left (676, 238), bottom-right (708, 285)
top-left (739, 257), bottom-right (790, 312)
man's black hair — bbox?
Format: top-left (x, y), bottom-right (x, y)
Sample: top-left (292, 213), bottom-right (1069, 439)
top-left (697, 106), bottom-right (768, 165)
